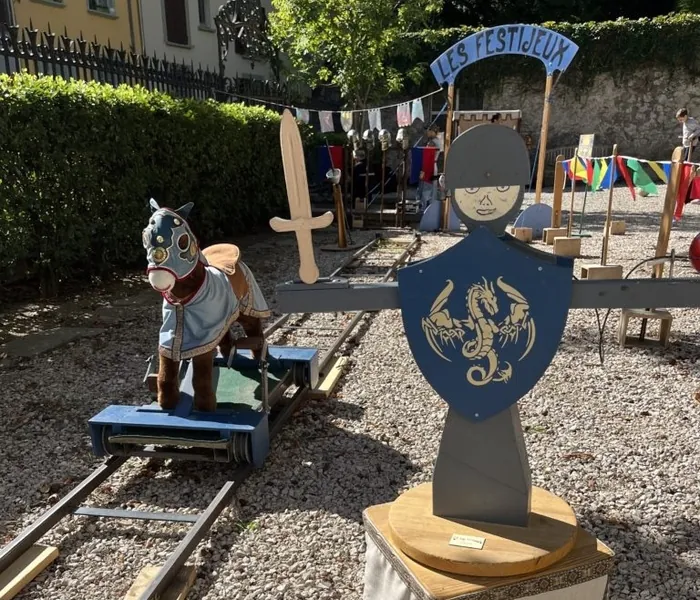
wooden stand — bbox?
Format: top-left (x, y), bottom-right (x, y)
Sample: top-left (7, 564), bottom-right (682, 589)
top-left (510, 227), bottom-right (533, 243)
top-left (363, 498), bottom-right (614, 600)
top-left (543, 227), bottom-right (568, 245)
top-left (553, 237), bottom-right (581, 257)
top-left (580, 264), bottom-right (623, 280)
top-left (388, 483), bottom-right (577, 578)
top-left (0, 545), bottom-right (58, 600)
top-left (618, 309), bottom-right (673, 349)
top-left (610, 220), bottom-right (626, 235)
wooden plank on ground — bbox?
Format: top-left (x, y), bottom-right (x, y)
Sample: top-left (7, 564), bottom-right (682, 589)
top-left (0, 544), bottom-right (59, 600)
top-left (310, 356), bottom-right (349, 399)
top-left (124, 565), bottom-right (196, 600)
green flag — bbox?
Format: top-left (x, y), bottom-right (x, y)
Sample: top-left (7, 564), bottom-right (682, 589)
top-left (626, 158), bottom-right (658, 196)
top-left (592, 159), bottom-right (602, 191)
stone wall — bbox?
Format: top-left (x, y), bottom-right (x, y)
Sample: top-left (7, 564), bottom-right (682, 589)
top-left (483, 68), bottom-right (692, 161)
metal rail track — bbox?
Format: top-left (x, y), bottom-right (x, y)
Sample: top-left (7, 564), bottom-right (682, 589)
top-left (0, 232), bottom-right (422, 600)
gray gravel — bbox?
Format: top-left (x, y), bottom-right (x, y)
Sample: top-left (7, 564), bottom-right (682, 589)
top-left (1, 187), bottom-right (700, 600)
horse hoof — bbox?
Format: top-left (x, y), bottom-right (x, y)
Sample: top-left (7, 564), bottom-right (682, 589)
top-left (158, 387), bottom-right (180, 410)
top-left (194, 394), bottom-right (217, 412)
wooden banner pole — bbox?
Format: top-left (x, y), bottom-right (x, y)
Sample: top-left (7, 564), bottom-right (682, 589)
top-left (534, 74), bottom-right (554, 204)
top-left (566, 149), bottom-right (578, 237)
top-left (551, 154), bottom-right (565, 228)
top-left (600, 144), bottom-right (619, 266)
top-left (441, 83), bottom-right (455, 230)
top-left (654, 146), bottom-right (684, 278)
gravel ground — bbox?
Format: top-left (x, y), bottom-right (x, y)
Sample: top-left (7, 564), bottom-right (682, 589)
top-left (1, 187), bottom-right (700, 600)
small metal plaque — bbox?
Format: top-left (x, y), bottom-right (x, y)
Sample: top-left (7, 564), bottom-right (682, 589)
top-left (449, 534), bottom-right (485, 550)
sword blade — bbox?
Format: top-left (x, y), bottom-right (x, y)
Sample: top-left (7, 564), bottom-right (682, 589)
top-left (280, 109), bottom-right (312, 219)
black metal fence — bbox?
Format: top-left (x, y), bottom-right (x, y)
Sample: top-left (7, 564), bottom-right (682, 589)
top-left (0, 22), bottom-right (306, 104)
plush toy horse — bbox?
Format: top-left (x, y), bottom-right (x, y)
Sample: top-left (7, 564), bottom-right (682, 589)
top-left (142, 199), bottom-right (271, 411)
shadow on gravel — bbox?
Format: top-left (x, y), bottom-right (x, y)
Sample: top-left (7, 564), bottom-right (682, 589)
top-left (578, 509), bottom-right (700, 599)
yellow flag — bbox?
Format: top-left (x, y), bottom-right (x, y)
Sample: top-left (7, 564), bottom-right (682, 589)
top-left (647, 161), bottom-right (668, 183)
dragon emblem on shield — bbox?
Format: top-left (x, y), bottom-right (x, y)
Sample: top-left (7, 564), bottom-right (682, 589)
top-left (421, 277), bottom-right (536, 387)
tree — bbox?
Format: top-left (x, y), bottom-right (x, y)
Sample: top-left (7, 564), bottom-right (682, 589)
top-left (441, 0), bottom-right (675, 26)
top-left (677, 0), bottom-right (700, 11)
top-left (268, 0), bottom-right (443, 109)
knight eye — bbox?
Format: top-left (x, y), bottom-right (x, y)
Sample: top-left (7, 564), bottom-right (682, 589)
top-left (177, 233), bottom-right (190, 251)
top-left (465, 187), bottom-right (479, 194)
top-left (496, 186), bottom-right (510, 192)
top-left (152, 247), bottom-right (167, 264)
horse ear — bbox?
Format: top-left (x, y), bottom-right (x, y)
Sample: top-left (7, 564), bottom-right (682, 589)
top-left (149, 198), bottom-right (160, 213)
top-left (174, 202), bottom-right (194, 220)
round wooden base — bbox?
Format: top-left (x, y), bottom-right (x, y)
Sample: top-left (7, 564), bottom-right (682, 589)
top-left (388, 483), bottom-right (578, 578)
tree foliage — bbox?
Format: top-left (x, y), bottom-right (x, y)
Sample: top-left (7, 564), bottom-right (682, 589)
top-left (441, 0), bottom-right (676, 26)
top-left (268, 0), bottom-right (443, 109)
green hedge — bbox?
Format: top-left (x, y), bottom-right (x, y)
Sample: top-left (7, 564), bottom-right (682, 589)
top-left (0, 73), bottom-right (299, 296)
top-left (399, 13), bottom-right (700, 92)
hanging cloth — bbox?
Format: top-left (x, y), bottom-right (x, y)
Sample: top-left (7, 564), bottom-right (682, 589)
top-left (411, 99), bottom-right (425, 123)
top-left (295, 108), bottom-right (309, 124)
top-left (368, 109), bottom-right (382, 131)
top-left (319, 111), bottom-right (334, 133)
top-left (341, 111), bottom-right (353, 132)
top-left (397, 103), bottom-right (412, 127)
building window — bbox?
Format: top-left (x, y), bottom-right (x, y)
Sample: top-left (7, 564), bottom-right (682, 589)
top-left (197, 0), bottom-right (210, 26)
top-left (164, 0), bottom-right (189, 46)
top-left (88, 0), bottom-right (116, 15)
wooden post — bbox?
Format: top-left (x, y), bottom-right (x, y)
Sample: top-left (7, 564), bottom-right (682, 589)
top-left (379, 148), bottom-right (386, 227)
top-left (332, 182), bottom-right (348, 248)
top-left (654, 146), bottom-right (684, 278)
top-left (534, 74), bottom-right (554, 204)
top-left (600, 144), bottom-right (619, 266)
top-left (441, 83), bottom-right (455, 230)
top-left (552, 154), bottom-right (565, 228)
top-left (566, 149), bottom-right (578, 237)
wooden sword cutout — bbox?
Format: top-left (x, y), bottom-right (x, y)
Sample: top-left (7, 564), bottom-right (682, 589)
top-left (270, 109), bottom-right (334, 284)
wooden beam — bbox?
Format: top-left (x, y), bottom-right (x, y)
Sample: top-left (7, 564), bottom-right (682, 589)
top-left (654, 146), bottom-right (684, 278)
top-left (601, 144), bottom-right (619, 266)
top-left (124, 565), bottom-right (196, 600)
top-left (310, 356), bottom-right (349, 399)
top-left (0, 545), bottom-right (58, 600)
top-left (551, 154), bottom-right (565, 228)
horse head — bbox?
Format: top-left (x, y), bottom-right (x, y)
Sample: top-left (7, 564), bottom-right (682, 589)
top-left (142, 198), bottom-right (201, 293)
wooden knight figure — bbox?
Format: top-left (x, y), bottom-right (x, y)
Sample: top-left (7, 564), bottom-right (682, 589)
top-left (142, 199), bottom-right (271, 411)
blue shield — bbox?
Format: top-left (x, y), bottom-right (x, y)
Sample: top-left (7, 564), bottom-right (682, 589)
top-left (399, 226), bottom-right (573, 422)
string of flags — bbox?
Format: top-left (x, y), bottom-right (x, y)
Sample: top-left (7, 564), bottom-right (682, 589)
top-left (562, 154), bottom-right (700, 221)
top-left (561, 155), bottom-right (673, 200)
top-left (215, 86), bottom-right (444, 133)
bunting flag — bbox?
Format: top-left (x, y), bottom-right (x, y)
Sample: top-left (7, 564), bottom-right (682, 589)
top-left (597, 159), bottom-right (619, 190)
top-left (409, 147), bottom-right (438, 185)
top-left (626, 158), bottom-right (658, 196)
top-left (563, 157), bottom-right (588, 182)
top-left (316, 145), bottom-right (344, 183)
top-left (616, 156), bottom-right (636, 200)
top-left (675, 164), bottom-right (694, 221)
top-left (585, 158), bottom-right (594, 190)
top-left (340, 111), bottom-right (353, 132)
top-left (647, 160), bottom-right (668, 184)
top-left (592, 158), bottom-right (607, 190)
top-left (319, 111), bottom-right (334, 133)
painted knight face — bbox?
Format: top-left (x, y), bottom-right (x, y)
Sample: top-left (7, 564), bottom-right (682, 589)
top-left (454, 186), bottom-right (521, 222)
top-left (142, 199), bottom-right (199, 293)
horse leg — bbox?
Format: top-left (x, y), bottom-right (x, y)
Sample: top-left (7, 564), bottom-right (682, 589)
top-left (218, 329), bottom-right (234, 360)
top-left (239, 315), bottom-right (265, 361)
top-left (192, 350), bottom-right (217, 411)
top-left (157, 353), bottom-right (180, 409)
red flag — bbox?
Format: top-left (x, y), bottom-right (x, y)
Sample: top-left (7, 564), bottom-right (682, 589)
top-left (421, 146), bottom-right (437, 180)
top-left (675, 164), bottom-right (694, 221)
top-left (585, 158), bottom-right (594, 189)
top-left (616, 156), bottom-right (635, 200)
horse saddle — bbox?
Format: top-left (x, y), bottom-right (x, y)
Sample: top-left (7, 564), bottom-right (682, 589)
top-left (202, 243), bottom-right (248, 300)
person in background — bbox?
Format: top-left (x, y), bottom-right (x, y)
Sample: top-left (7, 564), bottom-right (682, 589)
top-left (417, 124), bottom-right (443, 212)
top-left (676, 108), bottom-right (700, 161)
